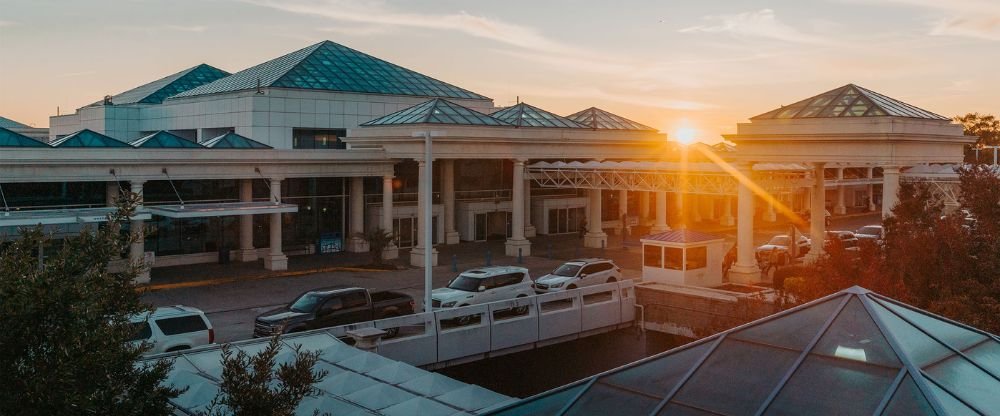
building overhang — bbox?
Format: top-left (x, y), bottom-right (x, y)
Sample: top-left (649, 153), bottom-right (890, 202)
top-left (0, 208), bottom-right (151, 227)
top-left (144, 202), bottom-right (299, 218)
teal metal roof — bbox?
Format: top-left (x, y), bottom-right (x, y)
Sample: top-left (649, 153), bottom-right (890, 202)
top-left (130, 131), bottom-right (204, 148)
top-left (202, 132), bottom-right (271, 149)
top-left (752, 84), bottom-right (949, 120)
top-left (487, 286), bottom-right (1000, 415)
top-left (361, 98), bottom-right (511, 127)
top-left (173, 41), bottom-right (488, 100)
top-left (0, 127), bottom-right (49, 147)
top-left (565, 107), bottom-right (657, 131)
top-left (50, 129), bottom-right (131, 148)
top-left (491, 103), bottom-right (588, 128)
top-left (95, 64), bottom-right (229, 106)
top-left (0, 116), bottom-right (30, 129)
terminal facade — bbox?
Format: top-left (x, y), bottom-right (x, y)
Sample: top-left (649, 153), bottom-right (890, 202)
top-left (0, 40), bottom-right (970, 282)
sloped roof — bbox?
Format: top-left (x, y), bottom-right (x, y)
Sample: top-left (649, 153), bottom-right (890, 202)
top-left (0, 115), bottom-right (30, 129)
top-left (361, 98), bottom-right (510, 127)
top-left (0, 127), bottom-right (48, 147)
top-left (94, 64), bottom-right (229, 106)
top-left (173, 40), bottom-right (488, 100)
top-left (751, 84), bottom-right (949, 121)
top-left (129, 131), bottom-right (204, 148)
top-left (202, 132), bottom-right (272, 149)
top-left (491, 103), bottom-right (588, 128)
top-left (641, 229), bottom-right (725, 244)
top-left (50, 129), bottom-right (131, 148)
top-left (565, 107), bottom-right (657, 131)
top-left (487, 286), bottom-right (1000, 415)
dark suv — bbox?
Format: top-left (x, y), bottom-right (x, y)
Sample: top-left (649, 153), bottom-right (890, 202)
top-left (254, 286), bottom-right (414, 338)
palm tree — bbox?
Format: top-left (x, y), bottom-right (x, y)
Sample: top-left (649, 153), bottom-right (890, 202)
top-left (356, 228), bottom-right (394, 266)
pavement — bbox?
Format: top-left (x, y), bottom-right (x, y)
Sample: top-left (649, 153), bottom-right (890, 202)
top-left (141, 212), bottom-right (882, 343)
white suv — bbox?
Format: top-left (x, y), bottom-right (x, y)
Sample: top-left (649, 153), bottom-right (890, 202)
top-left (129, 305), bottom-right (214, 354)
top-left (533, 258), bottom-right (622, 293)
top-left (432, 266), bottom-right (534, 309)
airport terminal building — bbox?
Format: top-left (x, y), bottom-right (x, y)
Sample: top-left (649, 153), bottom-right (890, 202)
top-left (0, 40), bottom-right (968, 282)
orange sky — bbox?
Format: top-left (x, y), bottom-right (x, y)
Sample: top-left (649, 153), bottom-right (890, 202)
top-left (1, 0), bottom-right (998, 143)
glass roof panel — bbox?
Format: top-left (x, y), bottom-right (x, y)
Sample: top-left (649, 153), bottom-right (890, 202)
top-left (202, 132), bottom-right (272, 149)
top-left (924, 379), bottom-right (980, 415)
top-left (565, 107), bottom-right (657, 131)
top-left (923, 353), bottom-right (1000, 412)
top-left (50, 129), bottom-right (131, 148)
top-left (492, 103), bottom-right (587, 128)
top-left (603, 339), bottom-right (715, 399)
top-left (672, 338), bottom-right (800, 415)
top-left (765, 354), bottom-right (898, 415)
top-left (731, 296), bottom-right (843, 351)
top-left (0, 115), bottom-right (30, 129)
top-left (362, 99), bottom-right (508, 126)
top-left (813, 297), bottom-right (901, 368)
top-left (130, 131), bottom-right (203, 148)
top-left (563, 380), bottom-right (660, 416)
top-left (964, 339), bottom-right (1000, 376)
top-left (490, 383), bottom-right (587, 416)
top-left (99, 64), bottom-right (229, 106)
top-left (868, 300), bottom-right (956, 367)
top-left (873, 297), bottom-right (989, 353)
top-left (0, 127), bottom-right (49, 147)
top-left (881, 374), bottom-right (937, 416)
top-left (751, 84), bottom-right (949, 120)
top-left (657, 402), bottom-right (721, 415)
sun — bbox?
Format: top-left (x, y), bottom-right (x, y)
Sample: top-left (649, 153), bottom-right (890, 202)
top-left (674, 127), bottom-right (698, 145)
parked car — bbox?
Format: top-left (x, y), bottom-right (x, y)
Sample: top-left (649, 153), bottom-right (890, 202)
top-left (129, 305), bottom-right (214, 354)
top-left (432, 266), bottom-right (534, 309)
top-left (755, 234), bottom-right (811, 265)
top-left (802, 209), bottom-right (832, 226)
top-left (855, 225), bottom-right (885, 242)
top-left (825, 230), bottom-right (860, 251)
top-left (533, 258), bottom-right (622, 293)
top-left (254, 286), bottom-right (414, 338)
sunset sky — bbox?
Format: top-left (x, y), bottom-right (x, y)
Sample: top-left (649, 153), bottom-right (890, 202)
top-left (1, 0), bottom-right (998, 142)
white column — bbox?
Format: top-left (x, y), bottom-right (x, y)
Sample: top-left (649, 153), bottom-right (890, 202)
top-left (382, 175), bottom-right (398, 260)
top-left (764, 196), bottom-right (777, 222)
top-left (651, 191), bottom-right (671, 233)
top-left (584, 189), bottom-right (607, 248)
top-left (674, 192), bottom-right (685, 229)
top-left (347, 177), bottom-right (368, 252)
top-left (706, 197), bottom-right (717, 221)
top-left (867, 167), bottom-right (877, 212)
top-left (882, 166), bottom-right (902, 219)
top-left (835, 167), bottom-right (847, 215)
top-left (505, 159), bottom-right (532, 256)
top-left (691, 194), bottom-right (702, 223)
top-left (639, 191), bottom-right (651, 225)
top-left (442, 160), bottom-right (459, 244)
top-left (237, 179), bottom-right (257, 262)
top-left (730, 164), bottom-right (758, 284)
top-left (720, 195), bottom-right (735, 226)
top-left (129, 180), bottom-right (149, 284)
top-left (524, 178), bottom-right (536, 238)
top-left (264, 178), bottom-right (288, 271)
top-left (806, 163), bottom-right (827, 263)
top-left (410, 160), bottom-right (438, 267)
top-left (105, 181), bottom-right (119, 206)
top-left (618, 190), bottom-right (629, 234)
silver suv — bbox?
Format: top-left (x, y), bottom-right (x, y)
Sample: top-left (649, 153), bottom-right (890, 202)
top-left (533, 258), bottom-right (622, 293)
top-left (129, 305), bottom-right (214, 354)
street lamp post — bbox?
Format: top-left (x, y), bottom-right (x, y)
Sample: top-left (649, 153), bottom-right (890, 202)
top-left (413, 131), bottom-right (445, 313)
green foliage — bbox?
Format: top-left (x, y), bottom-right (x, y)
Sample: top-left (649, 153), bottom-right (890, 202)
top-left (200, 334), bottom-right (329, 416)
top-left (356, 227), bottom-right (394, 266)
top-left (0, 191), bottom-right (179, 415)
top-left (955, 113), bottom-right (1000, 162)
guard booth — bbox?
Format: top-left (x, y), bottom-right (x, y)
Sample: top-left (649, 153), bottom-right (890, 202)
top-left (641, 230), bottom-right (725, 287)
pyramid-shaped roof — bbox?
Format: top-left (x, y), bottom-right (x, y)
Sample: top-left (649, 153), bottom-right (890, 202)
top-left (51, 129), bottom-right (131, 148)
top-left (95, 64), bottom-right (229, 106)
top-left (361, 98), bottom-right (510, 127)
top-left (202, 132), bottom-right (272, 149)
top-left (641, 229), bottom-right (725, 244)
top-left (752, 84), bottom-right (949, 121)
top-left (490, 103), bottom-right (588, 128)
top-left (487, 286), bottom-right (1000, 415)
top-left (130, 131), bottom-right (204, 148)
top-left (173, 41), bottom-right (488, 100)
top-left (0, 116), bottom-right (30, 129)
top-left (0, 127), bottom-right (49, 147)
top-left (566, 107), bottom-right (657, 131)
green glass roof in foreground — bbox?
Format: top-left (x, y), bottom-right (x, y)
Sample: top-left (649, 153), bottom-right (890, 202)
top-left (491, 103), bottom-right (588, 128)
top-left (752, 84), bottom-right (949, 120)
top-left (0, 127), bottom-right (49, 147)
top-left (173, 41), bottom-right (489, 100)
top-left (361, 98), bottom-right (511, 127)
top-left (202, 132), bottom-right (272, 149)
top-left (94, 64), bottom-right (229, 106)
top-left (0, 115), bottom-right (31, 129)
top-left (50, 129), bottom-right (131, 148)
top-left (565, 107), bottom-right (657, 131)
top-left (487, 286), bottom-right (1000, 416)
top-left (130, 131), bottom-right (204, 148)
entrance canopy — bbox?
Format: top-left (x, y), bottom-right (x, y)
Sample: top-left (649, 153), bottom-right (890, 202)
top-left (144, 202), bottom-right (298, 218)
top-left (0, 207), bottom-right (151, 227)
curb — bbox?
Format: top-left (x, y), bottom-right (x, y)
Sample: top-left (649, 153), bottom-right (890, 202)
top-left (141, 265), bottom-right (388, 292)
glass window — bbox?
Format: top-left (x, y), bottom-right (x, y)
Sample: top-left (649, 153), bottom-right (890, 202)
top-left (320, 297), bottom-right (343, 313)
top-left (447, 275), bottom-right (482, 292)
top-left (686, 247), bottom-right (707, 270)
top-left (293, 129), bottom-right (347, 149)
top-left (290, 293), bottom-right (325, 313)
top-left (129, 322), bottom-right (152, 341)
top-left (664, 247), bottom-right (683, 270)
top-left (766, 354), bottom-right (897, 415)
top-left (155, 315), bottom-right (208, 335)
top-left (644, 245), bottom-right (662, 268)
top-left (342, 291), bottom-right (368, 309)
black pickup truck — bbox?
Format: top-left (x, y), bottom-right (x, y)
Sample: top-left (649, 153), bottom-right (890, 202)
top-left (253, 286), bottom-right (414, 338)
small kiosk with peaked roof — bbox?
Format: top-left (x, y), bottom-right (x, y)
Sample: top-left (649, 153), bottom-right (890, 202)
top-left (640, 229), bottom-right (726, 287)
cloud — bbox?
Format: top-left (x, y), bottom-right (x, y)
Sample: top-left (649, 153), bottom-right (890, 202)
top-left (56, 71), bottom-right (96, 78)
top-left (930, 16), bottom-right (1000, 41)
top-left (109, 24), bottom-right (206, 34)
top-left (0, 20), bottom-right (16, 28)
top-left (679, 9), bottom-right (834, 45)
top-left (844, 0), bottom-right (1000, 41)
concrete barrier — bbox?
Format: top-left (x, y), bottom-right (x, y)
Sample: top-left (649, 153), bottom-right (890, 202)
top-left (435, 304), bottom-right (491, 364)
top-left (489, 296), bottom-right (539, 354)
top-left (374, 313), bottom-right (437, 367)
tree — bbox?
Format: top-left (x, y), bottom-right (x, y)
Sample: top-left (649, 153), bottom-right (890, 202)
top-left (356, 227), bottom-right (394, 267)
top-left (200, 334), bottom-right (329, 416)
top-left (0, 192), bottom-right (179, 415)
top-left (955, 113), bottom-right (1000, 162)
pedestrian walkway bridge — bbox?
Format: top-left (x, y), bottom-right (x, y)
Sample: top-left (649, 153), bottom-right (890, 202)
top-left (325, 280), bottom-right (638, 370)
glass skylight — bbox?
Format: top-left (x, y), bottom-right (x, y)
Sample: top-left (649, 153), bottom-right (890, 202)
top-left (97, 64), bottom-right (229, 106)
top-left (0, 127), bottom-right (49, 147)
top-left (130, 131), bottom-right (204, 148)
top-left (202, 132), bottom-right (272, 149)
top-left (491, 103), bottom-right (588, 128)
top-left (50, 129), bottom-right (131, 148)
top-left (565, 107), bottom-right (657, 131)
top-left (751, 84), bottom-right (949, 120)
top-left (362, 98), bottom-right (510, 126)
